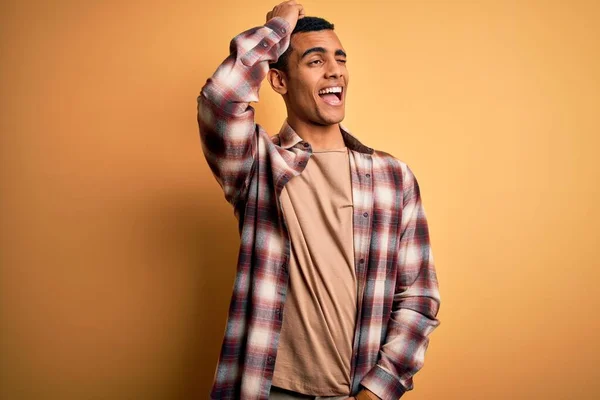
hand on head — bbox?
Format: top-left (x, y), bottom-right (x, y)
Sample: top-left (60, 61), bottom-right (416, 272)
top-left (266, 0), bottom-right (305, 30)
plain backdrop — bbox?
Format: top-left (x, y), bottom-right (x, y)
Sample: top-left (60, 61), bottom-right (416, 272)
top-left (1, 0), bottom-right (599, 399)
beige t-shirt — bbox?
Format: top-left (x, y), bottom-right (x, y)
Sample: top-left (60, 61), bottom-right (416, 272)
top-left (272, 146), bottom-right (358, 396)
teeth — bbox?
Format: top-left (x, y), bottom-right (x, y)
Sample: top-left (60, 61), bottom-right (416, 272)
top-left (318, 86), bottom-right (343, 95)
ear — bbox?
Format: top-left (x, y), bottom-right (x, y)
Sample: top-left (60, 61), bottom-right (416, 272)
top-left (267, 68), bottom-right (288, 95)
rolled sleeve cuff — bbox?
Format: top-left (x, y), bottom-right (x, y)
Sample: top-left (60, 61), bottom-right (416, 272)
top-left (264, 16), bottom-right (292, 39)
top-left (239, 17), bottom-right (291, 67)
top-left (360, 365), bottom-right (407, 400)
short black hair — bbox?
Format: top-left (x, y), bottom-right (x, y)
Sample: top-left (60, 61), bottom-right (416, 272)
top-left (269, 16), bottom-right (335, 73)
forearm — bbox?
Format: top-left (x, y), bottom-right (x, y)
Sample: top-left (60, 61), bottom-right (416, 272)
top-left (196, 17), bottom-right (291, 207)
top-left (360, 164), bottom-right (441, 399)
top-left (360, 291), bottom-right (440, 399)
top-left (199, 17), bottom-right (291, 114)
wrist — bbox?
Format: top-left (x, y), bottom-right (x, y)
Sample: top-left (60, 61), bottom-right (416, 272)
top-left (265, 16), bottom-right (292, 38)
top-left (355, 388), bottom-right (380, 400)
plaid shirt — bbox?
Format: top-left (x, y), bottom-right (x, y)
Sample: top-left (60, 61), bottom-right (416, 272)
top-left (197, 17), bottom-right (441, 400)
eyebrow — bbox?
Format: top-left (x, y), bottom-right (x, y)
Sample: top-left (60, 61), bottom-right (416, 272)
top-left (300, 47), bottom-right (347, 59)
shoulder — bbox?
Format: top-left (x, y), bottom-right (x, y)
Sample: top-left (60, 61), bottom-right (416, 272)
top-left (371, 149), bottom-right (413, 182)
top-left (370, 149), bottom-right (424, 209)
top-left (370, 148), bottom-right (423, 199)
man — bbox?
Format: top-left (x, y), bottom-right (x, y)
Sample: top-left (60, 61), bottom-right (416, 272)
top-left (197, 1), bottom-right (441, 399)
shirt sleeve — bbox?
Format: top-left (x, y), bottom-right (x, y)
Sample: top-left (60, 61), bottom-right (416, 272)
top-left (360, 163), bottom-right (442, 399)
top-left (196, 17), bottom-right (291, 209)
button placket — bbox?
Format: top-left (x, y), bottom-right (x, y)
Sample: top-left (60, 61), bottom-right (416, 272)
top-left (349, 153), bottom-right (374, 391)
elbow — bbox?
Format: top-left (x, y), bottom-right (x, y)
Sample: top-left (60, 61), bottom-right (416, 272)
top-left (392, 285), bottom-right (441, 321)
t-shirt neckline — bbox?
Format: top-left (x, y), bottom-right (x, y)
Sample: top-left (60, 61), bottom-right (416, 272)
top-left (312, 146), bottom-right (348, 154)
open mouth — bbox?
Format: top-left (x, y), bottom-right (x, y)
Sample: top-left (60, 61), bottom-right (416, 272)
top-left (318, 86), bottom-right (343, 106)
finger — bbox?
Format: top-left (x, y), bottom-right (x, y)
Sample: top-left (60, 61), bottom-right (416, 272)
top-left (297, 4), bottom-right (305, 18)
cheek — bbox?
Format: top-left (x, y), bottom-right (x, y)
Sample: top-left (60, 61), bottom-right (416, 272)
top-left (298, 85), bottom-right (316, 104)
top-left (295, 73), bottom-right (319, 95)
top-left (289, 73), bottom-right (319, 105)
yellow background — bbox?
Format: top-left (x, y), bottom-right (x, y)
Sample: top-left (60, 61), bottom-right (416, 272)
top-left (1, 0), bottom-right (599, 399)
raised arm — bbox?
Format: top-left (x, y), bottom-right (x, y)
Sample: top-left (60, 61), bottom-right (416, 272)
top-left (197, 1), bottom-right (304, 209)
top-left (360, 164), bottom-right (442, 399)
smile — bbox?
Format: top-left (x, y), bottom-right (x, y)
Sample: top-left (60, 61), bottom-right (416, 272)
top-left (317, 86), bottom-right (343, 106)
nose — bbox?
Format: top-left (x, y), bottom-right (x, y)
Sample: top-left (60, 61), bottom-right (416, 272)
top-left (324, 58), bottom-right (343, 79)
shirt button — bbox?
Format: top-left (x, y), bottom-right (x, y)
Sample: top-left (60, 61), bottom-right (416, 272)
top-left (280, 28), bottom-right (286, 34)
top-left (359, 258), bottom-right (365, 264)
top-left (303, 142), bottom-right (310, 148)
top-left (267, 356), bottom-right (275, 364)
top-left (261, 40), bottom-right (268, 48)
top-left (365, 173), bottom-right (371, 178)
top-left (363, 212), bottom-right (369, 218)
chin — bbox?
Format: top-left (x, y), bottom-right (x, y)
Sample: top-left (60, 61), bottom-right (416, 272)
top-left (316, 110), bottom-right (345, 125)
top-left (312, 118), bottom-right (344, 127)
top-left (325, 115), bottom-right (345, 125)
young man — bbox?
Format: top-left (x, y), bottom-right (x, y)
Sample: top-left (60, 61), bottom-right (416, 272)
top-left (197, 1), bottom-right (441, 399)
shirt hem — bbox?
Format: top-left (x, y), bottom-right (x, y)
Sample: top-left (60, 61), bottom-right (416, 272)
top-left (271, 377), bottom-right (350, 397)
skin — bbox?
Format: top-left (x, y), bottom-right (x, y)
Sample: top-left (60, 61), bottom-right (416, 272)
top-left (266, 1), bottom-right (349, 151)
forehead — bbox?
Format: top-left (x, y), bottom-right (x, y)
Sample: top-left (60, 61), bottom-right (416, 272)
top-left (290, 30), bottom-right (345, 56)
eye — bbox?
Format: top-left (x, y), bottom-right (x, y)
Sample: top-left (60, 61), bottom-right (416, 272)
top-left (309, 59), bottom-right (323, 65)
top-left (337, 59), bottom-right (347, 64)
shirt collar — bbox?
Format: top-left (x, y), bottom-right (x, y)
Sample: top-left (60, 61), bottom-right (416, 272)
top-left (277, 119), bottom-right (374, 155)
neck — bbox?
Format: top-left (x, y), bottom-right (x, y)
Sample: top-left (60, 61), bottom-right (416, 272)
top-left (286, 116), bottom-right (345, 151)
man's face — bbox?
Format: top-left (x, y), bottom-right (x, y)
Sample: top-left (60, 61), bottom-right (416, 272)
top-left (284, 30), bottom-right (348, 126)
